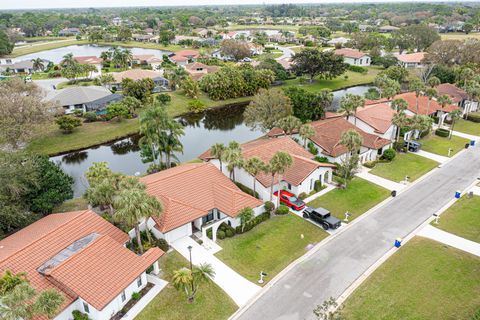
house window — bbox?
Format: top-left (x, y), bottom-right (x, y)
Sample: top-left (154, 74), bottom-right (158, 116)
top-left (121, 290), bottom-right (126, 302)
top-left (137, 277), bottom-right (142, 288)
top-left (83, 302), bottom-right (90, 313)
top-left (287, 183), bottom-right (292, 190)
top-left (202, 211), bottom-right (215, 224)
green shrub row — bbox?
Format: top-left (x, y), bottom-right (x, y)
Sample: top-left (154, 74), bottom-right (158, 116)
top-left (435, 128), bottom-right (450, 137)
top-left (347, 64), bottom-right (368, 74)
top-left (235, 182), bottom-right (260, 199)
top-left (466, 112), bottom-right (480, 123)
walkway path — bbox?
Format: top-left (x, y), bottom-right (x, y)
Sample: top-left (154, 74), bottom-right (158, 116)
top-left (418, 224), bottom-right (480, 257)
top-left (171, 237), bottom-right (261, 306)
top-left (415, 150), bottom-right (450, 164)
top-left (275, 45), bottom-right (294, 60)
top-left (452, 130), bottom-right (480, 141)
top-left (356, 167), bottom-right (406, 192)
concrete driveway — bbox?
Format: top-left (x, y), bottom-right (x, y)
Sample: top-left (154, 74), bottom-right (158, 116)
top-left (233, 147), bottom-right (480, 320)
top-left (33, 78), bottom-right (68, 93)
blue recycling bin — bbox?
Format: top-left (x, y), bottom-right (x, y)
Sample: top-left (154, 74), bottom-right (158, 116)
top-left (470, 140), bottom-right (476, 146)
top-left (455, 191), bottom-right (461, 199)
top-left (394, 238), bottom-right (402, 248)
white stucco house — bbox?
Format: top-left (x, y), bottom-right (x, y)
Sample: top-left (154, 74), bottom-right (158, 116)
top-left (74, 56), bottom-right (104, 77)
top-left (334, 48), bottom-right (371, 66)
top-left (350, 102), bottom-right (397, 141)
top-left (436, 83), bottom-right (479, 116)
top-left (0, 210), bottom-right (164, 320)
top-left (395, 52), bottom-right (426, 68)
top-left (200, 137), bottom-right (336, 201)
top-left (141, 163), bottom-right (264, 243)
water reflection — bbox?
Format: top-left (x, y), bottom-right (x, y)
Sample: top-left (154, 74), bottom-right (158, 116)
top-left (61, 151), bottom-right (88, 164)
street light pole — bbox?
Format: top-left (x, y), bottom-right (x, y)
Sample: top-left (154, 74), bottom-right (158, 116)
top-left (187, 245), bottom-right (193, 271)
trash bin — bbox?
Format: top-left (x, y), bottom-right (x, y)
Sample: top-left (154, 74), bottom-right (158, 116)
top-left (470, 140), bottom-right (476, 146)
top-left (391, 190), bottom-right (397, 197)
top-left (455, 191), bottom-right (461, 199)
top-left (394, 238), bottom-right (402, 248)
top-left (465, 143), bottom-right (470, 149)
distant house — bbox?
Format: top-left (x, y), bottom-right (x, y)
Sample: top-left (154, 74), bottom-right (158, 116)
top-left (184, 62), bottom-right (219, 81)
top-left (58, 27), bottom-right (81, 36)
top-left (0, 60), bottom-right (38, 74)
top-left (395, 52), bottom-right (426, 68)
top-left (141, 163), bottom-right (264, 243)
top-left (131, 54), bottom-right (163, 70)
top-left (172, 35), bottom-right (202, 45)
top-left (109, 69), bottom-right (169, 92)
top-left (436, 83), bottom-right (479, 115)
top-left (334, 48), bottom-right (371, 66)
top-left (0, 210), bottom-right (164, 320)
top-left (327, 37), bottom-right (350, 46)
top-left (132, 34), bottom-right (154, 42)
top-left (112, 17), bottom-right (122, 26)
top-left (379, 25), bottom-right (400, 33)
top-left (74, 56), bottom-right (103, 77)
top-left (200, 137), bottom-right (335, 200)
top-left (47, 86), bottom-right (121, 114)
top-left (169, 50), bottom-right (200, 66)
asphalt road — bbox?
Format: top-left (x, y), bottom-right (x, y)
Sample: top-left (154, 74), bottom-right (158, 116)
top-left (234, 147), bottom-right (480, 320)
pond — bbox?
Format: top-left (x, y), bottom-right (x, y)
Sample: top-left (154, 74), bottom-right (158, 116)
top-left (51, 103), bottom-right (263, 196)
top-left (14, 44), bottom-right (171, 64)
top-left (331, 85), bottom-right (373, 110)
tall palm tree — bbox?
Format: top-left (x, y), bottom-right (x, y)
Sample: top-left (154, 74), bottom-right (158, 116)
top-left (427, 76), bottom-right (440, 89)
top-left (448, 109), bottom-right (462, 139)
top-left (163, 119), bottom-right (185, 168)
top-left (424, 88), bottom-right (437, 116)
top-left (299, 123), bottom-right (315, 148)
top-left (338, 93), bottom-right (365, 125)
top-left (390, 98), bottom-right (408, 112)
top-left (114, 187), bottom-right (163, 254)
top-left (339, 129), bottom-right (363, 188)
top-left (268, 151), bottom-right (293, 206)
top-left (409, 78), bottom-right (425, 114)
top-left (273, 115), bottom-right (302, 136)
top-left (436, 95), bottom-right (453, 126)
top-left (222, 142), bottom-right (243, 182)
top-left (392, 111), bottom-right (409, 143)
top-left (61, 53), bottom-right (75, 67)
top-left (31, 58), bottom-right (44, 72)
top-left (122, 48), bottom-right (133, 69)
top-left (210, 143), bottom-right (226, 173)
top-left (172, 263), bottom-right (215, 303)
top-left (243, 157), bottom-right (265, 197)
top-left (458, 67), bottom-right (474, 89)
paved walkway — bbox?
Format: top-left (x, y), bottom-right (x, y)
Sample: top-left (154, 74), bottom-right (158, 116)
top-left (171, 237), bottom-right (261, 306)
top-left (303, 183), bottom-right (336, 203)
top-left (418, 225), bottom-right (480, 257)
top-left (452, 130), bottom-right (480, 141)
top-left (356, 167), bottom-right (406, 192)
top-left (470, 185), bottom-right (480, 195)
top-left (415, 150), bottom-right (449, 163)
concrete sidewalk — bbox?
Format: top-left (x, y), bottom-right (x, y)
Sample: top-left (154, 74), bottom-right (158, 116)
top-left (418, 225), bottom-right (480, 257)
top-left (452, 130), bottom-right (480, 141)
top-left (416, 150), bottom-right (450, 163)
top-left (356, 167), bottom-right (406, 192)
top-left (171, 237), bottom-right (261, 306)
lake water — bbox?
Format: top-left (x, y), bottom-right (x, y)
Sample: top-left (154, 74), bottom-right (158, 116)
top-left (15, 44), bottom-right (171, 63)
top-left (331, 85), bottom-right (373, 110)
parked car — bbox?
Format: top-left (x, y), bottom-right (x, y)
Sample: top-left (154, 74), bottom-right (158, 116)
top-left (273, 190), bottom-right (305, 211)
top-left (404, 140), bottom-right (421, 152)
top-left (303, 207), bottom-right (341, 230)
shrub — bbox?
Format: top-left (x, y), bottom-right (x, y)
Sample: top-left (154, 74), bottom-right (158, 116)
top-left (307, 141), bottom-right (319, 155)
top-left (72, 310), bottom-right (90, 320)
top-left (156, 93), bottom-right (171, 105)
top-left (156, 238), bottom-right (169, 252)
top-left (207, 229), bottom-right (212, 239)
top-left (314, 180), bottom-right (323, 192)
top-left (261, 212), bottom-right (270, 220)
top-left (217, 230), bottom-right (226, 240)
top-left (83, 111), bottom-right (97, 122)
top-left (298, 192), bottom-right (308, 200)
top-left (435, 128), bottom-right (450, 137)
top-left (314, 156), bottom-right (330, 163)
top-left (363, 161), bottom-right (377, 168)
top-left (225, 229), bottom-right (234, 237)
top-left (381, 148), bottom-right (396, 161)
top-left (235, 182), bottom-right (259, 198)
top-left (466, 112), bottom-right (480, 123)
top-left (276, 205), bottom-right (290, 215)
top-left (56, 116), bottom-right (82, 133)
top-left (264, 201), bottom-right (275, 213)
top-left (131, 292), bottom-right (141, 300)
top-left (197, 239), bottom-right (203, 245)
top-left (188, 100), bottom-right (207, 113)
top-left (73, 109), bottom-right (84, 117)
top-left (347, 65), bottom-right (368, 74)
top-left (235, 226), bottom-right (242, 234)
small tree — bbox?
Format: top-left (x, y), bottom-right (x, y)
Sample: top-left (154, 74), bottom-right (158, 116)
top-left (339, 129), bottom-right (363, 188)
top-left (338, 94), bottom-right (365, 124)
top-left (299, 123), bottom-right (315, 148)
top-left (274, 115), bottom-right (302, 136)
top-left (210, 143), bottom-right (226, 173)
top-left (156, 93), bottom-right (171, 105)
top-left (55, 116), bottom-right (82, 134)
top-left (436, 95), bottom-right (453, 125)
top-left (243, 157), bottom-right (265, 197)
top-left (448, 109), bottom-right (462, 139)
top-left (172, 263), bottom-right (215, 303)
top-left (238, 207), bottom-right (254, 232)
top-left (106, 102), bottom-right (131, 121)
top-left (181, 76), bottom-right (200, 99)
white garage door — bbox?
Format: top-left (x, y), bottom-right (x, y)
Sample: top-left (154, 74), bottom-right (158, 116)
top-left (166, 224), bottom-right (191, 242)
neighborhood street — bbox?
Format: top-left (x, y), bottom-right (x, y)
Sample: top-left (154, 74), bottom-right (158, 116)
top-left (234, 147), bottom-right (480, 320)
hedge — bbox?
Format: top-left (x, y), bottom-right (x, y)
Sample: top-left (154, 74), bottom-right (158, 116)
top-left (467, 112), bottom-right (480, 123)
top-left (347, 64), bottom-right (368, 74)
top-left (435, 128), bottom-right (450, 137)
top-left (235, 182), bottom-right (259, 199)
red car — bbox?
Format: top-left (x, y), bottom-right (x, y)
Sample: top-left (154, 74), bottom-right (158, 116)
top-left (274, 190), bottom-right (306, 211)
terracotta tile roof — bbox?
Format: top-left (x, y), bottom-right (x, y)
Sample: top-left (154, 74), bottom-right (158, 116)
top-left (109, 69), bottom-right (164, 83)
top-left (355, 102), bottom-right (396, 134)
top-left (175, 50), bottom-right (200, 58)
top-left (436, 83), bottom-right (468, 104)
top-left (395, 52), bottom-right (425, 63)
top-left (140, 163), bottom-right (262, 233)
top-left (308, 117), bottom-right (392, 157)
top-left (74, 56), bottom-right (103, 65)
top-left (169, 55), bottom-right (188, 62)
top-left (334, 48), bottom-right (369, 59)
top-left (325, 112), bottom-right (344, 119)
top-left (200, 137), bottom-right (335, 188)
top-left (132, 54), bottom-right (162, 63)
top-left (184, 62), bottom-right (219, 81)
top-left (0, 210), bottom-right (162, 317)
top-left (393, 91), bottom-right (459, 115)
top-left (46, 235), bottom-right (163, 311)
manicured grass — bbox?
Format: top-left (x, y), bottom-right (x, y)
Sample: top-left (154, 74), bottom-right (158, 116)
top-left (227, 24), bottom-right (300, 32)
top-left (453, 118), bottom-right (480, 136)
top-left (215, 214), bottom-right (328, 284)
top-left (420, 134), bottom-right (470, 157)
top-left (9, 39), bottom-right (89, 57)
top-left (440, 32), bottom-right (480, 40)
top-left (342, 237), bottom-right (480, 320)
top-left (307, 177), bottom-right (390, 221)
top-left (433, 195), bottom-right (480, 243)
top-left (56, 80), bottom-right (95, 89)
top-left (369, 152), bottom-right (438, 182)
top-left (136, 251), bottom-right (237, 320)
top-left (284, 67), bottom-right (382, 92)
top-left (96, 41), bottom-right (184, 52)
top-left (54, 197), bottom-right (88, 213)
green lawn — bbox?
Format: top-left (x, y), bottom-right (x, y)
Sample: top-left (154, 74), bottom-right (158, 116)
top-left (54, 197), bottom-right (88, 213)
top-left (433, 195), bottom-right (480, 243)
top-left (453, 119), bottom-right (480, 136)
top-left (307, 177), bottom-right (390, 221)
top-left (227, 24), bottom-right (300, 32)
top-left (96, 41), bottom-right (184, 52)
top-left (420, 134), bottom-right (470, 157)
top-left (215, 214), bottom-right (328, 284)
top-left (441, 32), bottom-right (480, 41)
top-left (369, 152), bottom-right (438, 182)
top-left (136, 251), bottom-right (237, 320)
top-left (342, 237), bottom-right (480, 320)
top-left (9, 39), bottom-right (89, 57)
top-left (284, 67), bottom-right (382, 92)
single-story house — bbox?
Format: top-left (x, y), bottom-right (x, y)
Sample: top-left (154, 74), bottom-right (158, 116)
top-left (0, 59), bottom-right (50, 74)
top-left (184, 62), bottom-right (219, 81)
top-left (132, 54), bottom-right (163, 70)
top-left (395, 52), bottom-right (426, 68)
top-left (334, 48), bottom-right (371, 66)
top-left (172, 35), bottom-right (202, 45)
top-left (169, 50), bottom-right (200, 66)
top-left (47, 86), bottom-right (119, 114)
top-left (327, 37), bottom-right (350, 46)
top-left (0, 210), bottom-right (164, 320)
top-left (349, 102), bottom-right (397, 140)
top-left (58, 28), bottom-right (81, 36)
top-left (200, 137), bottom-right (336, 201)
top-left (391, 91), bottom-right (459, 117)
top-left (109, 69), bottom-right (169, 92)
top-left (141, 163), bottom-right (264, 243)
top-left (379, 25), bottom-right (400, 33)
top-left (132, 34), bottom-right (154, 42)
top-left (288, 117), bottom-right (392, 164)
top-left (74, 56), bottom-right (103, 77)
top-left (436, 83), bottom-right (479, 115)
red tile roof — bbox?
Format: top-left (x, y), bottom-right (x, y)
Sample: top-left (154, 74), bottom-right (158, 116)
top-left (334, 48), bottom-right (369, 59)
top-left (393, 91), bottom-right (458, 115)
top-left (175, 50), bottom-right (200, 58)
top-left (436, 83), bottom-right (468, 104)
top-left (184, 62), bottom-right (219, 81)
top-left (74, 56), bottom-right (103, 65)
top-left (200, 137), bottom-right (335, 188)
top-left (355, 102), bottom-right (396, 134)
top-left (169, 55), bottom-right (188, 62)
top-left (109, 69), bottom-right (164, 83)
top-left (396, 52), bottom-right (425, 63)
top-left (307, 117), bottom-right (392, 157)
top-left (141, 163), bottom-right (262, 233)
top-left (0, 210), bottom-right (162, 317)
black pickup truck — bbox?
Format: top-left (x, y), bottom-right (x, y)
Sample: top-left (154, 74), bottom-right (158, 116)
top-left (303, 207), bottom-right (341, 230)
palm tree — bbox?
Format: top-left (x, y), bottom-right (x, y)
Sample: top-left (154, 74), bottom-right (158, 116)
top-left (299, 123), bottom-right (315, 148)
top-left (273, 115), bottom-right (302, 136)
top-left (61, 53), bottom-right (75, 67)
top-left (448, 109), bottom-right (462, 139)
top-left (114, 187), bottom-right (162, 254)
top-left (338, 93), bottom-right (365, 125)
top-left (121, 48), bottom-right (133, 68)
top-left (409, 78), bottom-right (425, 114)
top-left (31, 58), bottom-right (44, 72)
top-left (163, 119), bottom-right (185, 168)
top-left (427, 76), bottom-right (440, 89)
top-left (458, 67), bottom-right (474, 89)
top-left (390, 98), bottom-right (408, 112)
top-left (172, 263), bottom-right (215, 303)
top-left (392, 111), bottom-right (409, 143)
top-left (210, 143), bottom-right (226, 173)
top-left (424, 88), bottom-right (437, 116)
top-left (339, 129), bottom-right (363, 188)
top-left (436, 95), bottom-right (453, 126)
top-left (268, 151), bottom-right (293, 206)
top-left (222, 142), bottom-right (243, 182)
top-left (243, 157), bottom-right (265, 197)
top-left (238, 207), bottom-right (254, 232)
